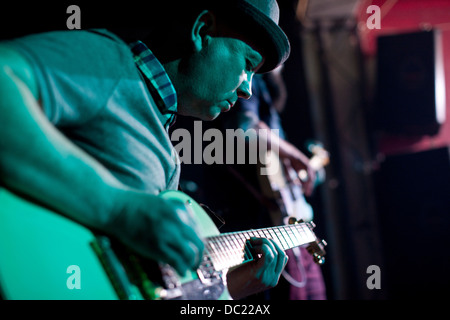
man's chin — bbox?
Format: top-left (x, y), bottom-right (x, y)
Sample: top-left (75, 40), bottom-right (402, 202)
top-left (202, 108), bottom-right (222, 121)
top-left (179, 105), bottom-right (222, 121)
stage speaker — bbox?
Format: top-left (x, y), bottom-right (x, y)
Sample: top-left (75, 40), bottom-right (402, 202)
top-left (374, 146), bottom-right (450, 298)
top-left (376, 30), bottom-right (446, 136)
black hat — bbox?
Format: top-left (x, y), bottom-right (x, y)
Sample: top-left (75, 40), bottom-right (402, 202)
top-left (210, 0), bottom-right (290, 73)
top-left (230, 0), bottom-right (291, 73)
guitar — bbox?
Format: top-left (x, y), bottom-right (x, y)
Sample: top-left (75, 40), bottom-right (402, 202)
top-left (0, 188), bottom-right (326, 300)
top-left (257, 143), bottom-right (330, 225)
top-left (256, 143), bottom-right (329, 289)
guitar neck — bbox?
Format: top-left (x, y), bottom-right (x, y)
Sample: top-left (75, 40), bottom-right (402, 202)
top-left (205, 222), bottom-right (317, 271)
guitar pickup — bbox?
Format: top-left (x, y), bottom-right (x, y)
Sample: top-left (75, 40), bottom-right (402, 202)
top-left (197, 254), bottom-right (222, 285)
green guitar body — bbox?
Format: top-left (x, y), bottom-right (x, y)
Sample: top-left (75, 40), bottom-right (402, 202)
top-left (0, 188), bottom-right (230, 300)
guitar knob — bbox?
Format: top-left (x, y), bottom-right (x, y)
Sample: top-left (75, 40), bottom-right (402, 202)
top-left (298, 169), bottom-right (309, 182)
top-left (288, 217), bottom-right (297, 225)
top-left (313, 253), bottom-right (325, 265)
top-left (288, 217), bottom-right (305, 225)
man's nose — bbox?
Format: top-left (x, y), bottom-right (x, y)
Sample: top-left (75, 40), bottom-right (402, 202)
top-left (237, 78), bottom-right (252, 100)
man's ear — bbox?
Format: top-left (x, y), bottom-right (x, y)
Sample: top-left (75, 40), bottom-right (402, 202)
top-left (191, 10), bottom-right (217, 52)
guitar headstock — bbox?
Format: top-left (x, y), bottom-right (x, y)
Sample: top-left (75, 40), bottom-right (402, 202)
top-left (307, 142), bottom-right (330, 172)
top-left (288, 218), bottom-right (327, 265)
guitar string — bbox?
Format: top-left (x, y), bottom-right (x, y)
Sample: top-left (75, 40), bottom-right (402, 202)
top-left (202, 224), bottom-right (315, 271)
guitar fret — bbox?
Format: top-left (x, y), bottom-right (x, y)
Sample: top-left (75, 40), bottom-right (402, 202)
top-left (299, 224), bottom-right (314, 242)
top-left (207, 239), bottom-right (223, 270)
top-left (234, 235), bottom-right (246, 260)
top-left (248, 230), bottom-right (257, 238)
top-left (268, 229), bottom-right (280, 247)
top-left (297, 224), bottom-right (314, 243)
top-left (227, 234), bottom-right (243, 265)
top-left (214, 237), bottom-right (229, 269)
top-left (284, 226), bottom-right (296, 246)
top-left (282, 228), bottom-right (296, 248)
top-left (273, 227), bottom-right (289, 249)
top-left (237, 232), bottom-right (252, 261)
top-left (288, 225), bottom-right (302, 246)
top-left (295, 225), bottom-right (307, 244)
top-left (275, 227), bottom-right (291, 248)
top-left (222, 238), bottom-right (234, 266)
top-left (205, 223), bottom-right (318, 271)
top-left (256, 229), bottom-right (265, 239)
top-left (222, 235), bottom-right (235, 266)
top-left (214, 238), bottom-right (228, 268)
top-left (262, 229), bottom-right (272, 240)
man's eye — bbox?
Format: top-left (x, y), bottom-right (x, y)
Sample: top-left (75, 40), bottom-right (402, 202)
top-left (246, 59), bottom-right (254, 72)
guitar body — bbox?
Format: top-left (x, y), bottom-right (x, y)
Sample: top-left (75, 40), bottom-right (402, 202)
top-left (0, 188), bottom-right (117, 299)
top-left (0, 188), bottom-right (230, 300)
top-left (158, 191), bottom-right (231, 300)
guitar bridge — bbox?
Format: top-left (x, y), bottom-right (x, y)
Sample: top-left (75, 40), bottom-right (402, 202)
top-left (158, 263), bottom-right (183, 300)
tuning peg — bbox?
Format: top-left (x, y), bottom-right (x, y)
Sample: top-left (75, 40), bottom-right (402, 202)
top-left (288, 217), bottom-right (305, 224)
top-left (309, 221), bottom-right (316, 229)
top-left (313, 253), bottom-right (326, 265)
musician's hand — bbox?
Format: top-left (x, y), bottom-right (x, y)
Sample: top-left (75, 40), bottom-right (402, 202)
top-left (109, 190), bottom-right (204, 276)
top-left (226, 238), bottom-right (288, 300)
top-left (278, 139), bottom-right (316, 196)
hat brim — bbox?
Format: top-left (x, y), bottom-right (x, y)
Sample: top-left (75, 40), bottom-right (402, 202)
top-left (235, 1), bottom-right (290, 73)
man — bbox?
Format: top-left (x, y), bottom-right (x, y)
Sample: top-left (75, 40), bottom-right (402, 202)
top-left (0, 1), bottom-right (294, 299)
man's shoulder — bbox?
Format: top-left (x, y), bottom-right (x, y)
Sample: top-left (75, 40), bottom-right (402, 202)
top-left (4, 29), bottom-right (137, 92)
top-left (1, 29), bottom-right (139, 125)
top-left (0, 44), bottom-right (39, 99)
top-left (6, 29), bottom-right (132, 69)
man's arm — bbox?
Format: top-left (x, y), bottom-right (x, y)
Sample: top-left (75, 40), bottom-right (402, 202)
top-left (252, 120), bottom-right (316, 196)
top-left (0, 46), bottom-right (203, 275)
top-left (0, 46), bottom-right (125, 226)
top-left (225, 111), bottom-right (316, 196)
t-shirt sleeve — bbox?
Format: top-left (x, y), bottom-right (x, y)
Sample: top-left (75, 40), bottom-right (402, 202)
top-left (6, 30), bottom-right (125, 128)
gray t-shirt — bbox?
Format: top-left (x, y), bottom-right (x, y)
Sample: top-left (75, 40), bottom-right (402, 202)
top-left (7, 30), bottom-right (180, 194)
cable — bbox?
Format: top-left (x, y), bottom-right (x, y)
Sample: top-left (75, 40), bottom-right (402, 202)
top-left (282, 247), bottom-right (308, 288)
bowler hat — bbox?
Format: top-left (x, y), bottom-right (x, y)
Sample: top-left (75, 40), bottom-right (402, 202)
top-left (212, 0), bottom-right (291, 73)
top-left (232, 0), bottom-right (290, 73)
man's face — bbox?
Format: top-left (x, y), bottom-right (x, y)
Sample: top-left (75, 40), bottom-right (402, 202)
top-left (175, 36), bottom-right (264, 121)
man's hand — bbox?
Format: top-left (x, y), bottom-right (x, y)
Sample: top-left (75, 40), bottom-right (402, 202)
top-left (109, 190), bottom-right (205, 276)
top-left (250, 120), bottom-right (317, 197)
top-left (226, 238), bottom-right (288, 300)
top-left (278, 139), bottom-right (316, 196)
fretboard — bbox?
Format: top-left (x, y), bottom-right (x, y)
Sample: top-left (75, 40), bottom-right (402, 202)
top-left (205, 223), bottom-right (316, 271)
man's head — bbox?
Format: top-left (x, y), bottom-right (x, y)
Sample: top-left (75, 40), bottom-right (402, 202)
top-left (157, 0), bottom-right (290, 120)
top-left (199, 0), bottom-right (291, 74)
